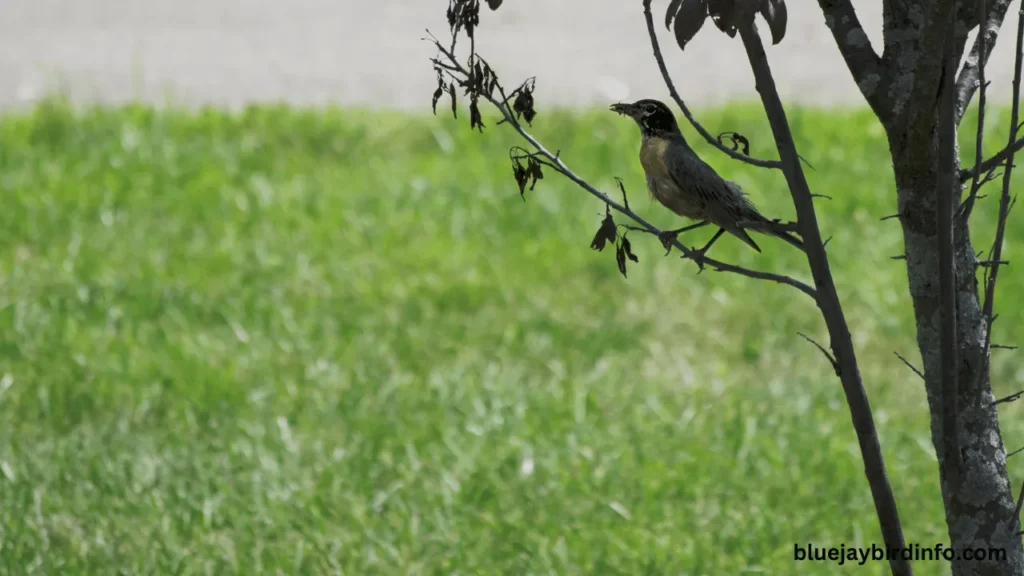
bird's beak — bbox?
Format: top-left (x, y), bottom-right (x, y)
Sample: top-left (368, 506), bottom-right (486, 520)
top-left (610, 102), bottom-right (635, 117)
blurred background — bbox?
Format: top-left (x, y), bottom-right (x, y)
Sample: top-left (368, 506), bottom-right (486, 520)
top-left (2, 1), bottom-right (1024, 575)
top-left (3, 0), bottom-right (1021, 110)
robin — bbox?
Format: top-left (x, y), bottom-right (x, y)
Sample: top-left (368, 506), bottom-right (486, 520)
top-left (610, 98), bottom-right (803, 260)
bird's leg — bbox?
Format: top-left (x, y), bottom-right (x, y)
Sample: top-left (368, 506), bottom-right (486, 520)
top-left (688, 228), bottom-right (726, 271)
top-left (658, 220), bottom-right (709, 255)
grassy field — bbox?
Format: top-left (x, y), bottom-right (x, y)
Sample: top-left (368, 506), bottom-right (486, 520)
top-left (1, 97), bottom-right (1024, 575)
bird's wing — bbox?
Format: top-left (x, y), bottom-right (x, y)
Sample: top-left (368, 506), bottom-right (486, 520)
top-left (664, 143), bottom-right (747, 221)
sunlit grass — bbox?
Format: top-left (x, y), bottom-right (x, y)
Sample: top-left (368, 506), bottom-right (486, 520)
top-left (0, 97), bottom-right (1022, 574)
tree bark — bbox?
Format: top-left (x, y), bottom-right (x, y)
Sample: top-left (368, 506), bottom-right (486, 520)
top-left (889, 126), bottom-right (1024, 575)
top-left (816, 2), bottom-right (1024, 572)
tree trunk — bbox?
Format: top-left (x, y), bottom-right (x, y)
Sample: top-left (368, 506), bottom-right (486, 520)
top-left (889, 125), bottom-right (1024, 574)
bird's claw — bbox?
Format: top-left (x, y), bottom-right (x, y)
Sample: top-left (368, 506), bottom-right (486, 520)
top-left (657, 231), bottom-right (678, 255)
top-left (683, 248), bottom-right (708, 273)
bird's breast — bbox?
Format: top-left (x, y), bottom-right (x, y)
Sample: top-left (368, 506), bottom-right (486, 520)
top-left (639, 137), bottom-right (671, 181)
top-left (639, 137), bottom-right (703, 219)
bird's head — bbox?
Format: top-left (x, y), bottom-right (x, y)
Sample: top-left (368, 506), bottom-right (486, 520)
top-left (610, 99), bottom-right (680, 137)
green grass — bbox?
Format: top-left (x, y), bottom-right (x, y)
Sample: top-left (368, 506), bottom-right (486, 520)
top-left (1, 97), bottom-right (1023, 575)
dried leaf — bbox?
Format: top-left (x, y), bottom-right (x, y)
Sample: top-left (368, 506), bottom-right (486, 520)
top-left (432, 81), bottom-right (444, 115)
top-left (512, 79), bottom-right (537, 125)
top-left (448, 80), bottom-right (456, 117)
top-left (623, 234), bottom-right (639, 263)
top-left (707, 0), bottom-right (737, 37)
top-left (760, 0), bottom-right (787, 45)
top-left (470, 96), bottom-right (484, 131)
top-left (665, 0), bottom-right (683, 29)
top-left (672, 0), bottom-right (708, 51)
top-left (526, 158), bottom-right (543, 190)
top-left (616, 242), bottom-right (628, 278)
top-left (513, 160), bottom-right (528, 199)
top-left (590, 208), bottom-right (617, 252)
top-left (455, 0), bottom-right (481, 40)
top-left (486, 0), bottom-right (502, 9)
top-left (447, 1), bottom-right (458, 29)
top-left (474, 61), bottom-right (485, 88)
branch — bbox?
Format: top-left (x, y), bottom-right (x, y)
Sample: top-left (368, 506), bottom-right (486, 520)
top-left (1015, 475), bottom-right (1024, 529)
top-left (959, 0), bottom-right (990, 221)
top-left (961, 135), bottom-right (1024, 181)
top-left (737, 15), bottom-right (913, 576)
top-left (955, 0), bottom-right (1014, 124)
top-left (799, 332), bottom-right (840, 375)
top-left (937, 5), bottom-right (962, 482)
top-left (641, 0), bottom-right (782, 170)
top-left (995, 390), bottom-right (1024, 405)
top-left (816, 0), bottom-right (889, 121)
top-left (977, 6), bottom-right (1024, 394)
top-left (429, 39), bottom-right (817, 300)
top-left (894, 351), bottom-right (925, 380)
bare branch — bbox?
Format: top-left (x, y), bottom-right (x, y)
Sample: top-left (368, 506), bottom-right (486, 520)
top-left (737, 16), bottom-right (912, 576)
top-left (961, 136), bottom-right (1024, 181)
top-left (1015, 477), bottom-right (1024, 527)
top-left (816, 0), bottom-right (889, 121)
top-left (955, 0), bottom-right (1014, 123)
top-left (937, 5), bottom-right (962, 480)
top-left (977, 6), bottom-right (1024, 396)
top-left (959, 0), bottom-right (989, 222)
top-left (798, 332), bottom-right (840, 375)
top-left (894, 351), bottom-right (925, 380)
top-left (995, 390), bottom-right (1024, 405)
top-left (428, 38), bottom-right (817, 299)
top-left (641, 0), bottom-right (782, 170)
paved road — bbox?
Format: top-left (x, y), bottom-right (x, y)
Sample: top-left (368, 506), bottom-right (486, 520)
top-left (1, 0), bottom-right (1021, 110)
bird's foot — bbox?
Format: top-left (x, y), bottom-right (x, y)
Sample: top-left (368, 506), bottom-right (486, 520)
top-left (657, 230), bottom-right (680, 255)
top-left (684, 247), bottom-right (708, 273)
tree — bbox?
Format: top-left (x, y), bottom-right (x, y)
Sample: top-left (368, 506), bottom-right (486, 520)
top-left (427, 1), bottom-right (1024, 574)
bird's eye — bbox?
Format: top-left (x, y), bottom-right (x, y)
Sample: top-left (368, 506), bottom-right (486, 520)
top-left (644, 104), bottom-right (656, 115)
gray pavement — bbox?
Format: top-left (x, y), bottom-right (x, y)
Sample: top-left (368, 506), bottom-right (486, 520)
top-left (1, 0), bottom-right (1021, 110)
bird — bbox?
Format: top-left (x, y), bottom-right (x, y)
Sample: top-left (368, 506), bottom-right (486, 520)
top-left (609, 98), bottom-right (803, 261)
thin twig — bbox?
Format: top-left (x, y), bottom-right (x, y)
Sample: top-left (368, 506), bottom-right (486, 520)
top-left (955, 0), bottom-right (1015, 123)
top-left (961, 136), bottom-right (1024, 181)
top-left (1014, 477), bottom-right (1024, 534)
top-left (995, 390), bottom-right (1024, 405)
top-left (894, 352), bottom-right (925, 380)
top-left (615, 177), bottom-right (631, 211)
top-left (976, 6), bottom-right (1024, 402)
top-left (798, 332), bottom-right (839, 375)
top-left (641, 0), bottom-right (782, 170)
top-left (961, 0), bottom-right (989, 221)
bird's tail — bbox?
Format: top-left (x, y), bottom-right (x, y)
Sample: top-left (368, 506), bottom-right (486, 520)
top-left (742, 216), bottom-right (804, 251)
top-left (725, 182), bottom-right (804, 251)
top-left (767, 224), bottom-right (804, 251)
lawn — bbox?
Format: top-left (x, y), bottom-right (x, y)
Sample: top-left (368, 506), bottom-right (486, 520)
top-left (1, 97), bottom-right (1023, 575)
